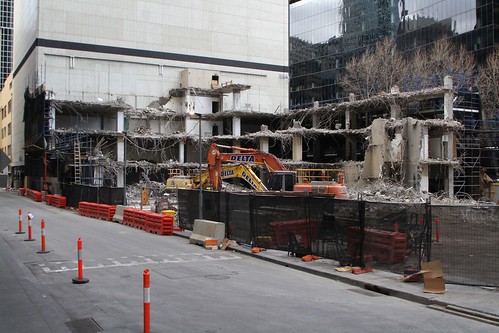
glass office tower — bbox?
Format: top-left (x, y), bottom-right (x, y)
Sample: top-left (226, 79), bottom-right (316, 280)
top-left (0, 0), bottom-right (13, 90)
top-left (290, 0), bottom-right (498, 108)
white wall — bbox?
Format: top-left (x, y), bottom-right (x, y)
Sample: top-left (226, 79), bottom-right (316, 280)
top-left (12, 0), bottom-right (289, 168)
top-left (11, 0), bottom-right (39, 167)
top-left (36, 0), bottom-right (288, 109)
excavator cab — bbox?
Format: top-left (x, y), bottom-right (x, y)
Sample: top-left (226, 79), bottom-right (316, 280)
top-left (267, 171), bottom-right (297, 191)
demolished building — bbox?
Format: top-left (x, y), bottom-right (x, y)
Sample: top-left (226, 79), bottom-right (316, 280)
top-left (22, 71), bottom-right (494, 205)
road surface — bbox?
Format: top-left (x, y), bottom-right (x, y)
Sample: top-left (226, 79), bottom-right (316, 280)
top-left (0, 191), bottom-right (494, 332)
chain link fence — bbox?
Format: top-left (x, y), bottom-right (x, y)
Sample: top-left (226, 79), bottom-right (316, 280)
top-left (431, 204), bottom-right (498, 286)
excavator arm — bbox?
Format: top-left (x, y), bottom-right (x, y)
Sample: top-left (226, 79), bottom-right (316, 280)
top-left (191, 164), bottom-right (268, 191)
top-left (207, 143), bottom-right (288, 190)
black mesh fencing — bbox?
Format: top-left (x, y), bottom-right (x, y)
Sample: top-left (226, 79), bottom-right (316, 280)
top-left (62, 184), bottom-right (124, 207)
top-left (431, 204), bottom-right (498, 286)
top-left (353, 201), bottom-right (430, 274)
top-left (177, 189), bottom-right (497, 286)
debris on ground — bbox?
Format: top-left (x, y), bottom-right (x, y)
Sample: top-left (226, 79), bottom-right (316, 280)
top-left (251, 247), bottom-right (266, 253)
top-left (302, 255), bottom-right (321, 262)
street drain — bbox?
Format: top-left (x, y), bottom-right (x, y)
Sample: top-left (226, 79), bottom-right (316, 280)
top-left (65, 318), bottom-right (102, 333)
top-left (205, 275), bottom-right (230, 280)
top-left (347, 288), bottom-right (383, 297)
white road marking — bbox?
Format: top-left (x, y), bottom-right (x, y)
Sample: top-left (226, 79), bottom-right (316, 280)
top-left (38, 253), bottom-right (242, 273)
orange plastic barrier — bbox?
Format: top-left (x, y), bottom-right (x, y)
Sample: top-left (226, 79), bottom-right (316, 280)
top-left (26, 189), bottom-right (43, 202)
top-left (122, 208), bottom-right (173, 235)
top-left (51, 195), bottom-right (67, 208)
top-left (46, 194), bottom-right (54, 205)
top-left (78, 202), bottom-right (116, 221)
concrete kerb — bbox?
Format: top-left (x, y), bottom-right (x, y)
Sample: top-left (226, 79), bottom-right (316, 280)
top-left (172, 230), bottom-right (499, 326)
top-left (172, 230), bottom-right (431, 303)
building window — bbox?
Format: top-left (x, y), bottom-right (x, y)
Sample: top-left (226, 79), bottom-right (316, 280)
top-left (212, 101), bottom-right (219, 113)
top-left (7, 122), bottom-right (11, 135)
top-left (7, 144), bottom-right (11, 156)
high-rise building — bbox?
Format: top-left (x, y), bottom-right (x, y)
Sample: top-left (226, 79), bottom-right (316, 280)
top-left (290, 0), bottom-right (498, 199)
top-left (290, 0), bottom-right (498, 108)
top-left (0, 0), bottom-right (13, 90)
top-left (11, 1), bottom-right (289, 196)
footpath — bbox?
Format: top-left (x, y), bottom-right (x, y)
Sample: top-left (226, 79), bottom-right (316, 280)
top-left (175, 230), bottom-right (499, 327)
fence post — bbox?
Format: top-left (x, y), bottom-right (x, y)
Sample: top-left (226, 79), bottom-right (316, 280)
top-left (425, 200), bottom-right (432, 262)
top-left (249, 192), bottom-right (255, 246)
top-left (16, 209), bottom-right (25, 234)
top-left (358, 196), bottom-right (366, 268)
top-left (37, 219), bottom-right (50, 254)
top-left (143, 268), bottom-right (151, 333)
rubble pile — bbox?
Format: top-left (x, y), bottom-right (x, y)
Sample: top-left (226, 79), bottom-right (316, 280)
top-left (346, 179), bottom-right (428, 203)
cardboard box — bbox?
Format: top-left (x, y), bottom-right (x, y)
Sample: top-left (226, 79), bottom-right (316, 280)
top-left (421, 260), bottom-right (445, 294)
top-left (400, 260), bottom-right (445, 294)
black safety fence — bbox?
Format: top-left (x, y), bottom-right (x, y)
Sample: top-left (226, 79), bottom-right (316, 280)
top-left (431, 204), bottom-right (499, 287)
top-left (178, 190), bottom-right (432, 275)
top-left (179, 189), bottom-right (499, 286)
top-left (62, 184), bottom-right (124, 207)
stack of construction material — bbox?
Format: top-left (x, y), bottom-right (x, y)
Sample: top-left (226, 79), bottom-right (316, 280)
top-left (347, 226), bottom-right (407, 264)
top-left (268, 218), bottom-right (318, 249)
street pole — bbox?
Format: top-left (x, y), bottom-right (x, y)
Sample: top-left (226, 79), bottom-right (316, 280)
top-left (198, 115), bottom-right (203, 219)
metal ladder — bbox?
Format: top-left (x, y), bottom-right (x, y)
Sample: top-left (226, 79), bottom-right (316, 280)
top-left (74, 140), bottom-right (81, 184)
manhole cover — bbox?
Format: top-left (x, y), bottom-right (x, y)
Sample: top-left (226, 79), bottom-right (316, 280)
top-left (65, 318), bottom-right (102, 333)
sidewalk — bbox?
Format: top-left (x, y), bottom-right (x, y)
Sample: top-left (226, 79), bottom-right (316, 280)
top-left (175, 230), bottom-right (499, 326)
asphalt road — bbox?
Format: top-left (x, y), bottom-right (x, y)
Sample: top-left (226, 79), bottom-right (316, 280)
top-left (0, 191), bottom-right (495, 332)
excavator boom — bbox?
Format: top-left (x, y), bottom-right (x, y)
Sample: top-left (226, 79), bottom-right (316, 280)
top-left (207, 143), bottom-right (288, 190)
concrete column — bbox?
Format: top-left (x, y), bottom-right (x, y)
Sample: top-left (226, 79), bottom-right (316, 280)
top-left (178, 140), bottom-right (185, 163)
top-left (421, 164), bottom-right (429, 194)
top-left (447, 166), bottom-right (454, 198)
top-left (390, 86), bottom-right (401, 119)
top-left (420, 126), bottom-right (429, 161)
top-left (232, 117), bottom-right (241, 136)
top-left (117, 111), bottom-right (124, 131)
top-left (443, 132), bottom-right (454, 198)
top-left (260, 137), bottom-right (269, 153)
top-left (116, 136), bottom-right (124, 187)
top-left (390, 104), bottom-right (401, 120)
top-left (182, 89), bottom-right (191, 114)
top-left (420, 126), bottom-right (429, 194)
top-left (233, 90), bottom-right (241, 111)
top-left (312, 101), bottom-right (320, 128)
top-left (292, 134), bottom-right (303, 161)
top-left (259, 125), bottom-right (269, 153)
top-left (444, 76), bottom-right (453, 120)
top-left (361, 118), bottom-right (386, 179)
top-left (345, 110), bottom-right (351, 130)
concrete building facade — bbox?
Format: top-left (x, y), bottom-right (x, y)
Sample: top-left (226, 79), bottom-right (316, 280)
top-left (12, 0), bottom-right (289, 198)
top-left (0, 73), bottom-right (11, 187)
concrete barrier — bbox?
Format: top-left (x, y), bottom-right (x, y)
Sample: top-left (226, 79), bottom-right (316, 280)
top-left (112, 205), bottom-right (126, 223)
top-left (189, 219), bottom-right (225, 246)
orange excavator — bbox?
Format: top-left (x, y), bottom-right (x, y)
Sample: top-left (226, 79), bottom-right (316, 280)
top-left (206, 143), bottom-right (348, 198)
